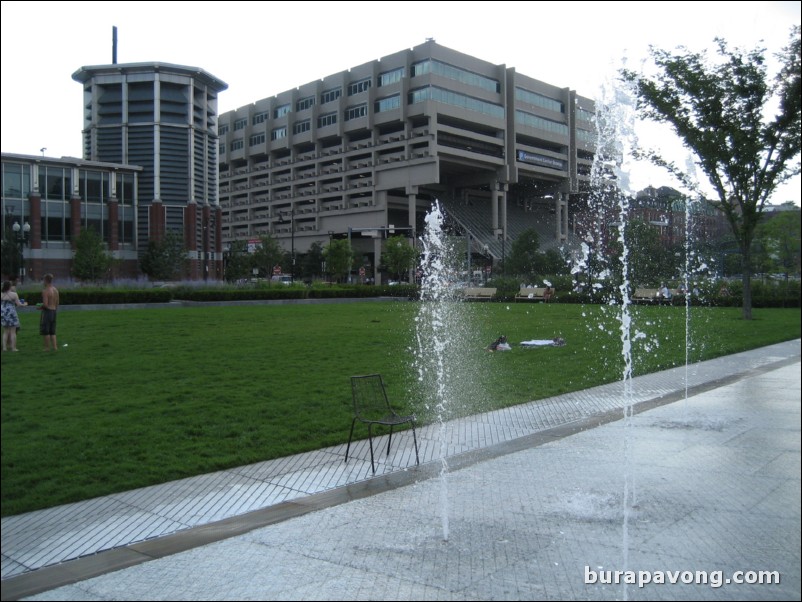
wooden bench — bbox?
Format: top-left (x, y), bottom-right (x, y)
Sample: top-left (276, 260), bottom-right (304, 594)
top-left (462, 287), bottom-right (497, 301)
top-left (632, 288), bottom-right (660, 303)
top-left (515, 287), bottom-right (554, 302)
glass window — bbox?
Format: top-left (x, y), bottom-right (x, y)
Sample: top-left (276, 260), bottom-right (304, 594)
top-left (231, 139), bottom-right (244, 151)
top-left (233, 118), bottom-right (247, 131)
top-left (515, 110), bottom-right (569, 136)
top-left (271, 127), bottom-right (287, 140)
top-left (318, 113), bottom-right (337, 128)
top-left (344, 104), bottom-right (367, 121)
top-left (293, 119), bottom-right (311, 134)
top-left (296, 96), bottom-right (315, 112)
top-left (347, 78), bottom-right (371, 96)
top-left (375, 95), bottom-right (401, 113)
top-left (411, 59), bottom-right (500, 93)
top-left (378, 67), bottom-right (404, 87)
top-left (274, 104), bottom-right (291, 119)
top-left (253, 111), bottom-right (269, 125)
top-left (250, 133), bottom-right (266, 146)
top-left (218, 124), bottom-right (229, 135)
top-left (2, 162), bottom-right (30, 198)
top-left (515, 88), bottom-right (564, 113)
top-left (321, 88), bottom-right (341, 104)
top-left (408, 86), bottom-right (505, 119)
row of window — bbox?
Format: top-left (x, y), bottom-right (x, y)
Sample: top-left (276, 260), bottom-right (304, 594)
top-left (221, 91), bottom-right (577, 154)
top-left (220, 59), bottom-right (509, 134)
top-left (2, 164), bottom-right (135, 205)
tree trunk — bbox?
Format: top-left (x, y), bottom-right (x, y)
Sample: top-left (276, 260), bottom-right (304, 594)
top-left (741, 246), bottom-right (753, 320)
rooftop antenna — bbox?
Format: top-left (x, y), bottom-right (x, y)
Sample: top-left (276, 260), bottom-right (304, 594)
top-left (112, 26), bottom-right (117, 64)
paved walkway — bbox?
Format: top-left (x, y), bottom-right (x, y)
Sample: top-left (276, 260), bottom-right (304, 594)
top-left (2, 340), bottom-right (799, 601)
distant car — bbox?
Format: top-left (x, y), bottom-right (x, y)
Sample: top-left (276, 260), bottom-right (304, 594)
top-left (271, 275), bottom-right (293, 285)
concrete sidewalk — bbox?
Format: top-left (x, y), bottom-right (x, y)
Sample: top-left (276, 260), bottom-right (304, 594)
top-left (2, 340), bottom-right (800, 601)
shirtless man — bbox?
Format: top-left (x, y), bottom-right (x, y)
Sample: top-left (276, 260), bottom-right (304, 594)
top-left (40, 273), bottom-right (60, 351)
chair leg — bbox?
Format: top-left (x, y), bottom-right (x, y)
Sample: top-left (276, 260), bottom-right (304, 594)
top-left (345, 417), bottom-right (357, 463)
top-left (387, 426), bottom-right (394, 456)
top-left (411, 422), bottom-right (420, 466)
top-left (367, 424), bottom-right (376, 473)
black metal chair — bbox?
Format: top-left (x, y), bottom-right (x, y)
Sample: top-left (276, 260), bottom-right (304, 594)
top-left (345, 374), bottom-right (420, 473)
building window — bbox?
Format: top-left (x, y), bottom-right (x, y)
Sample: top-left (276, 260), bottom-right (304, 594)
top-left (515, 88), bottom-right (564, 113)
top-left (347, 78), bottom-right (371, 96)
top-left (375, 95), bottom-right (401, 113)
top-left (218, 124), bottom-right (229, 135)
top-left (344, 104), bottom-right (367, 121)
top-left (293, 119), bottom-right (311, 134)
top-left (577, 108), bottom-right (595, 123)
top-left (274, 104), bottom-right (291, 119)
top-left (271, 127), bottom-right (287, 140)
top-left (233, 118), bottom-right (247, 131)
top-left (321, 88), bottom-right (341, 104)
top-left (408, 86), bottom-right (505, 118)
top-left (378, 67), bottom-right (404, 87)
top-left (231, 139), bottom-right (244, 151)
top-left (250, 133), bottom-right (265, 146)
top-left (515, 110), bottom-right (569, 136)
top-left (577, 128), bottom-right (595, 145)
top-left (219, 143), bottom-right (226, 155)
top-left (411, 59), bottom-right (500, 93)
top-left (253, 111), bottom-right (269, 125)
top-left (318, 112), bottom-right (337, 128)
top-left (296, 96), bottom-right (315, 111)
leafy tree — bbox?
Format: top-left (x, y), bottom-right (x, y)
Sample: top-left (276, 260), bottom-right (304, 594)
top-left (1, 229), bottom-right (21, 281)
top-left (625, 219), bottom-right (675, 286)
top-left (251, 234), bottom-right (284, 281)
top-left (300, 241), bottom-right (326, 281)
top-left (140, 231), bottom-right (187, 281)
top-left (755, 206), bottom-right (802, 279)
top-left (324, 239), bottom-right (353, 283)
top-left (72, 227), bottom-right (113, 282)
top-left (224, 239), bottom-right (252, 282)
top-left (621, 26), bottom-right (801, 319)
top-left (505, 228), bottom-right (541, 279)
top-left (382, 235), bottom-right (418, 281)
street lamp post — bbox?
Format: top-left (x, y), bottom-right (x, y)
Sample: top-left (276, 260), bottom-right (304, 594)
top-left (12, 220), bottom-right (31, 284)
top-left (279, 209), bottom-right (295, 282)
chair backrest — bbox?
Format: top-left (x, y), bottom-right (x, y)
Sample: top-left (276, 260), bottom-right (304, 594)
top-left (351, 374), bottom-right (393, 421)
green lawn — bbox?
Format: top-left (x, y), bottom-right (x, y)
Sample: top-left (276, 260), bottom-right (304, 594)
top-left (1, 301), bottom-right (799, 516)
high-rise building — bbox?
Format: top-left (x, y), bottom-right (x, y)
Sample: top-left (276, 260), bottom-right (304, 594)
top-left (218, 40), bottom-right (596, 283)
top-left (72, 62), bottom-right (228, 280)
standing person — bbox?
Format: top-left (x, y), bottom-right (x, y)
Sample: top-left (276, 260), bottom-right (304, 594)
top-left (1, 280), bottom-right (27, 351)
top-left (39, 273), bottom-right (60, 352)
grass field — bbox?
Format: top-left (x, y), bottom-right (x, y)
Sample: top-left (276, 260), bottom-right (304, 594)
top-left (1, 300), bottom-right (799, 516)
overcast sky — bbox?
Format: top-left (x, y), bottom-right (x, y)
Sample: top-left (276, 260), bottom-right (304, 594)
top-left (2, 0), bottom-right (799, 204)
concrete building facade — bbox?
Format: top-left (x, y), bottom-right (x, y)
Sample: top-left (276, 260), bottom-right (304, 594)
top-left (218, 41), bottom-right (596, 283)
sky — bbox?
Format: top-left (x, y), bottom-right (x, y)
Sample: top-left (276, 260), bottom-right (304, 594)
top-left (2, 0), bottom-right (800, 205)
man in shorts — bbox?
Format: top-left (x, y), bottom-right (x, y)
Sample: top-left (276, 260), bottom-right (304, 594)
top-left (40, 273), bottom-right (60, 351)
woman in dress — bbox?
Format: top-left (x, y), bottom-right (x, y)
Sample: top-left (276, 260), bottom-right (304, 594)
top-left (1, 280), bottom-right (27, 351)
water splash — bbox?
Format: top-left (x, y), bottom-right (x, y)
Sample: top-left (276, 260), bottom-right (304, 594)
top-left (414, 201), bottom-right (465, 542)
top-left (588, 65), bottom-right (639, 601)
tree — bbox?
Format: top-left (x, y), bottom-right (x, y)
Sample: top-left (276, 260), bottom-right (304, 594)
top-left (755, 206), bottom-right (802, 279)
top-left (251, 234), bottom-right (284, 281)
top-left (505, 228), bottom-right (541, 279)
top-left (382, 235), bottom-right (418, 281)
top-left (1, 228), bottom-right (21, 281)
top-left (300, 241), bottom-right (326, 281)
top-left (140, 231), bottom-right (187, 281)
top-left (324, 239), bottom-right (353, 283)
top-left (72, 227), bottom-right (113, 282)
top-left (621, 26), bottom-right (801, 319)
top-left (224, 239), bottom-right (252, 282)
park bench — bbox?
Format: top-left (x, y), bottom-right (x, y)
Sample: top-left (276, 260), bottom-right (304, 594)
top-left (515, 286), bottom-right (554, 302)
top-left (631, 288), bottom-right (660, 303)
top-left (462, 287), bottom-right (497, 301)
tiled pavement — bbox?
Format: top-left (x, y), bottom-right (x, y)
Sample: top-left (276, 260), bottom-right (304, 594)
top-left (2, 339), bottom-right (799, 601)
